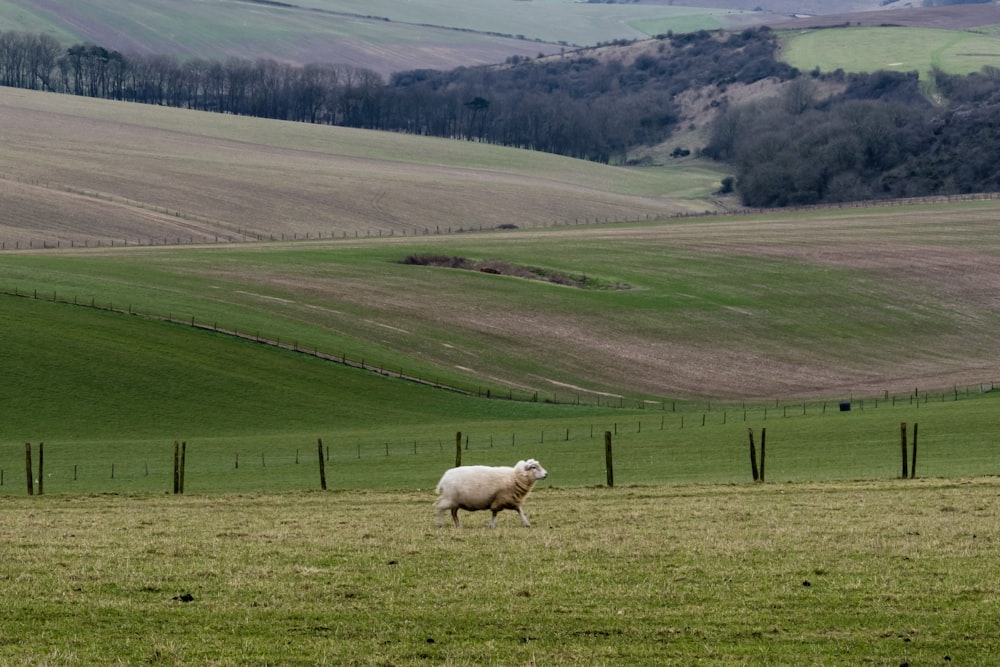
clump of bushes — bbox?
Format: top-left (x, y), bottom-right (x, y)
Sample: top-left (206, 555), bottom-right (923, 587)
top-left (399, 255), bottom-right (628, 290)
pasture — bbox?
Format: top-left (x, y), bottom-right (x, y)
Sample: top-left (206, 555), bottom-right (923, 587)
top-left (780, 26), bottom-right (1000, 82)
top-left (0, 0), bottom-right (751, 76)
top-left (1, 58), bottom-right (999, 667)
top-left (1, 480), bottom-right (997, 664)
top-left (4, 199), bottom-right (1000, 403)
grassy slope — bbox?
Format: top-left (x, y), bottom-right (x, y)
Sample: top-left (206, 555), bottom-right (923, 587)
top-left (3, 91), bottom-right (1000, 401)
top-left (6, 200), bottom-right (1000, 402)
top-left (0, 88), bottom-right (721, 246)
top-left (4, 209), bottom-right (1000, 496)
top-left (0, 0), bottom-right (746, 75)
top-left (780, 26), bottom-right (1000, 81)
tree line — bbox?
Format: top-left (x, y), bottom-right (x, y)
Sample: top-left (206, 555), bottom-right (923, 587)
top-left (0, 27), bottom-right (795, 164)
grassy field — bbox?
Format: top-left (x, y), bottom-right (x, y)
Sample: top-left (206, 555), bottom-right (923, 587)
top-left (0, 88), bottom-right (720, 247)
top-left (3, 256), bottom-right (1000, 497)
top-left (0, 0), bottom-right (751, 76)
top-left (4, 199), bottom-right (1000, 402)
top-left (780, 26), bottom-right (1000, 82)
top-left (3, 89), bottom-right (1000, 488)
top-left (1, 480), bottom-right (997, 664)
top-left (1, 33), bottom-right (999, 667)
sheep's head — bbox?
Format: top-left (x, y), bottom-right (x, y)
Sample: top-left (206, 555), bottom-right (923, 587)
top-left (518, 459), bottom-right (548, 481)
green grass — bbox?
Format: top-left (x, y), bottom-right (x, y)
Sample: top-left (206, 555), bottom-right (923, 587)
top-left (5, 200), bottom-right (1000, 405)
top-left (781, 26), bottom-right (1000, 82)
top-left (1, 480), bottom-right (997, 664)
top-left (3, 290), bottom-right (999, 497)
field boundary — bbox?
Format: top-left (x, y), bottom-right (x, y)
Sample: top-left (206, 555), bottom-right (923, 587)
top-left (2, 181), bottom-right (999, 251)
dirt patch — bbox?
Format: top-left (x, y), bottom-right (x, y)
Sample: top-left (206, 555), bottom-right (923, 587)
top-left (398, 254), bottom-right (631, 290)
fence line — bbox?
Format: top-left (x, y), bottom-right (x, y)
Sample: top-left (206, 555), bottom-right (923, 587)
top-left (6, 406), bottom-right (999, 496)
top-left (2, 179), bottom-right (998, 252)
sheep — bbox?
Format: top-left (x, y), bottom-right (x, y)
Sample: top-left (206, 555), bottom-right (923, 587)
top-left (434, 459), bottom-right (548, 528)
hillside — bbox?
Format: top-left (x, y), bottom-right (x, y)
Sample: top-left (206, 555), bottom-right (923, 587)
top-left (0, 88), bottom-right (721, 246)
top-left (3, 4), bottom-right (1000, 406)
top-left (0, 0), bottom-right (757, 77)
top-left (0, 0), bottom-right (943, 77)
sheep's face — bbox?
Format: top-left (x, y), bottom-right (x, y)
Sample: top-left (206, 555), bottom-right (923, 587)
top-left (521, 459), bottom-right (548, 480)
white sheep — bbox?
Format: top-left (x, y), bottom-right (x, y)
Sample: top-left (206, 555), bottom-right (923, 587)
top-left (434, 459), bottom-right (548, 528)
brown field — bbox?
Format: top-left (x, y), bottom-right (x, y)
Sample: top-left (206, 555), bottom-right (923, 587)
top-left (0, 88), bottom-right (709, 247)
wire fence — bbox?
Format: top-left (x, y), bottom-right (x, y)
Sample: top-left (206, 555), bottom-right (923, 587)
top-left (2, 181), bottom-right (999, 252)
top-left (6, 403), bottom-right (1000, 497)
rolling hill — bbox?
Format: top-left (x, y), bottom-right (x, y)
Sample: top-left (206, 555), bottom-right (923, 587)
top-left (0, 0), bottom-right (758, 76)
top-left (0, 0), bottom-right (943, 77)
top-left (0, 88), bottom-right (722, 246)
top-left (3, 88), bottom-right (999, 405)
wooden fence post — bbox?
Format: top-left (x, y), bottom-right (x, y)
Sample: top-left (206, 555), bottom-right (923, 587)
top-left (38, 442), bottom-right (44, 496)
top-left (455, 431), bottom-right (462, 468)
top-left (900, 422), bottom-right (908, 479)
top-left (173, 440), bottom-right (180, 494)
top-left (910, 423), bottom-right (918, 479)
top-left (180, 441), bottom-right (186, 494)
top-left (317, 438), bottom-right (327, 490)
top-left (25, 443), bottom-right (33, 496)
top-left (604, 431), bottom-right (614, 487)
top-left (759, 428), bottom-right (766, 483)
top-left (747, 428), bottom-right (759, 482)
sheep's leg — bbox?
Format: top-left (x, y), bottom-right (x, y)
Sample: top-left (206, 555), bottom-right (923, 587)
top-left (517, 508), bottom-right (531, 527)
top-left (450, 508), bottom-right (461, 528)
top-left (489, 510), bottom-right (499, 528)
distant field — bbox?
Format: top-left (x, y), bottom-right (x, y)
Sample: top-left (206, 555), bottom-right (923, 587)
top-left (0, 0), bottom-right (749, 75)
top-left (781, 26), bottom-right (1000, 81)
top-left (3, 291), bottom-right (999, 495)
top-left (4, 198), bottom-right (1000, 403)
top-left (3, 89), bottom-right (1000, 407)
top-left (0, 88), bottom-right (720, 247)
